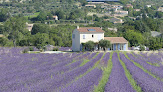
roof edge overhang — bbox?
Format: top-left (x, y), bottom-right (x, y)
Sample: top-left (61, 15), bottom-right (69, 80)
top-left (110, 42), bottom-right (128, 44)
top-left (79, 31), bottom-right (105, 33)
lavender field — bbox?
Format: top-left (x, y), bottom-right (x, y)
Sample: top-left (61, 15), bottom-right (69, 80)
top-left (0, 48), bottom-right (163, 92)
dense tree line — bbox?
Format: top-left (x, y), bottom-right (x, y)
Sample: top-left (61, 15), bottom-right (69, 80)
top-left (0, 16), bottom-right (75, 49)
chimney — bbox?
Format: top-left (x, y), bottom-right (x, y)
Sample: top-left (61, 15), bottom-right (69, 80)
top-left (77, 26), bottom-right (79, 29)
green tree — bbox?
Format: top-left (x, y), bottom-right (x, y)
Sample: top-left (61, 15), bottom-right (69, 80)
top-left (31, 24), bottom-right (50, 35)
top-left (99, 39), bottom-right (111, 51)
top-left (155, 11), bottom-right (163, 18)
top-left (69, 12), bottom-right (76, 20)
top-left (0, 37), bottom-right (8, 46)
top-left (0, 25), bottom-right (4, 34)
top-left (37, 11), bottom-right (47, 22)
top-left (128, 7), bottom-right (134, 16)
top-left (135, 20), bottom-right (150, 33)
top-left (19, 31), bottom-right (31, 46)
top-left (124, 30), bottom-right (144, 46)
top-left (120, 0), bottom-right (129, 4)
top-left (85, 41), bottom-right (95, 51)
top-left (80, 0), bottom-right (87, 6)
top-left (55, 10), bottom-right (64, 19)
top-left (4, 16), bottom-right (26, 47)
top-left (149, 37), bottom-right (162, 50)
top-left (0, 8), bottom-right (10, 22)
top-left (139, 45), bottom-right (145, 51)
top-left (47, 12), bottom-right (53, 20)
top-left (33, 33), bottom-right (49, 49)
top-left (53, 35), bottom-right (64, 46)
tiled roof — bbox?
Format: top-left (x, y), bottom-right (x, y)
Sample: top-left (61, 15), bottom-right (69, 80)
top-left (53, 16), bottom-right (58, 18)
top-left (77, 27), bottom-right (105, 33)
top-left (104, 37), bottom-right (128, 43)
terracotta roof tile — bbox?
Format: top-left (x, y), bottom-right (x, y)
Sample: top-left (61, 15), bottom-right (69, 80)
top-left (104, 37), bottom-right (128, 43)
top-left (77, 27), bottom-right (104, 33)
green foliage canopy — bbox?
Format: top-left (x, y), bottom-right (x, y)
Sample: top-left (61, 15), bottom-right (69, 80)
top-left (124, 30), bottom-right (144, 46)
top-left (4, 16), bottom-right (27, 47)
top-left (99, 39), bottom-right (111, 51)
top-left (85, 41), bottom-right (95, 51)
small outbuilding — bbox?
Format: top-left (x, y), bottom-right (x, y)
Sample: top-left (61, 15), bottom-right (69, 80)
top-left (104, 37), bottom-right (128, 50)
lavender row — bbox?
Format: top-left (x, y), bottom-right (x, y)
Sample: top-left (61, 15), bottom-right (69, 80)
top-left (99, 52), bottom-right (110, 67)
top-left (59, 47), bottom-right (72, 51)
top-left (59, 68), bottom-right (102, 92)
top-left (127, 53), bottom-right (163, 78)
top-left (2, 52), bottom-right (80, 78)
top-left (0, 53), bottom-right (83, 91)
top-left (24, 53), bottom-right (102, 92)
top-left (139, 52), bottom-right (163, 64)
top-left (120, 53), bottom-right (163, 92)
top-left (0, 47), bottom-right (25, 55)
top-left (0, 53), bottom-right (79, 80)
top-left (0, 52), bottom-right (81, 79)
top-left (2, 53), bottom-right (100, 91)
top-left (105, 53), bottom-right (135, 92)
top-left (58, 53), bottom-right (104, 92)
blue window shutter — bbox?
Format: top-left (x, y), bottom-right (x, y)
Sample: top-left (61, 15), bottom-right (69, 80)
top-left (114, 44), bottom-right (116, 50)
top-left (124, 44), bottom-right (126, 50)
top-left (118, 44), bottom-right (120, 50)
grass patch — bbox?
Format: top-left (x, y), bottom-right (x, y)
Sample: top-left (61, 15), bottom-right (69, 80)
top-left (80, 59), bottom-right (90, 66)
top-left (124, 52), bottom-right (163, 81)
top-left (118, 52), bottom-right (142, 92)
top-left (94, 52), bottom-right (113, 92)
top-left (146, 62), bottom-right (160, 67)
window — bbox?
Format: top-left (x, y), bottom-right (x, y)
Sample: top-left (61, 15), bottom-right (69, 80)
top-left (83, 35), bottom-right (85, 39)
top-left (73, 34), bottom-right (75, 39)
top-left (92, 35), bottom-right (94, 38)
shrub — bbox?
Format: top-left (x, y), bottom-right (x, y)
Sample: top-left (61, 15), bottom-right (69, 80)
top-left (99, 39), bottom-right (111, 51)
top-left (85, 41), bottom-right (95, 51)
top-left (139, 45), bottom-right (145, 51)
top-left (23, 49), bottom-right (29, 53)
top-left (40, 49), bottom-right (43, 52)
top-left (29, 47), bottom-right (34, 51)
top-left (43, 46), bottom-right (46, 51)
top-left (53, 48), bottom-right (58, 51)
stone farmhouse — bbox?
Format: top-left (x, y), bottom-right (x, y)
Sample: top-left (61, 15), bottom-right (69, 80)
top-left (72, 27), bottom-right (128, 51)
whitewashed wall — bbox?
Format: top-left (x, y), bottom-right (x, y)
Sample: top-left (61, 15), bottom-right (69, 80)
top-left (80, 32), bottom-right (104, 43)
